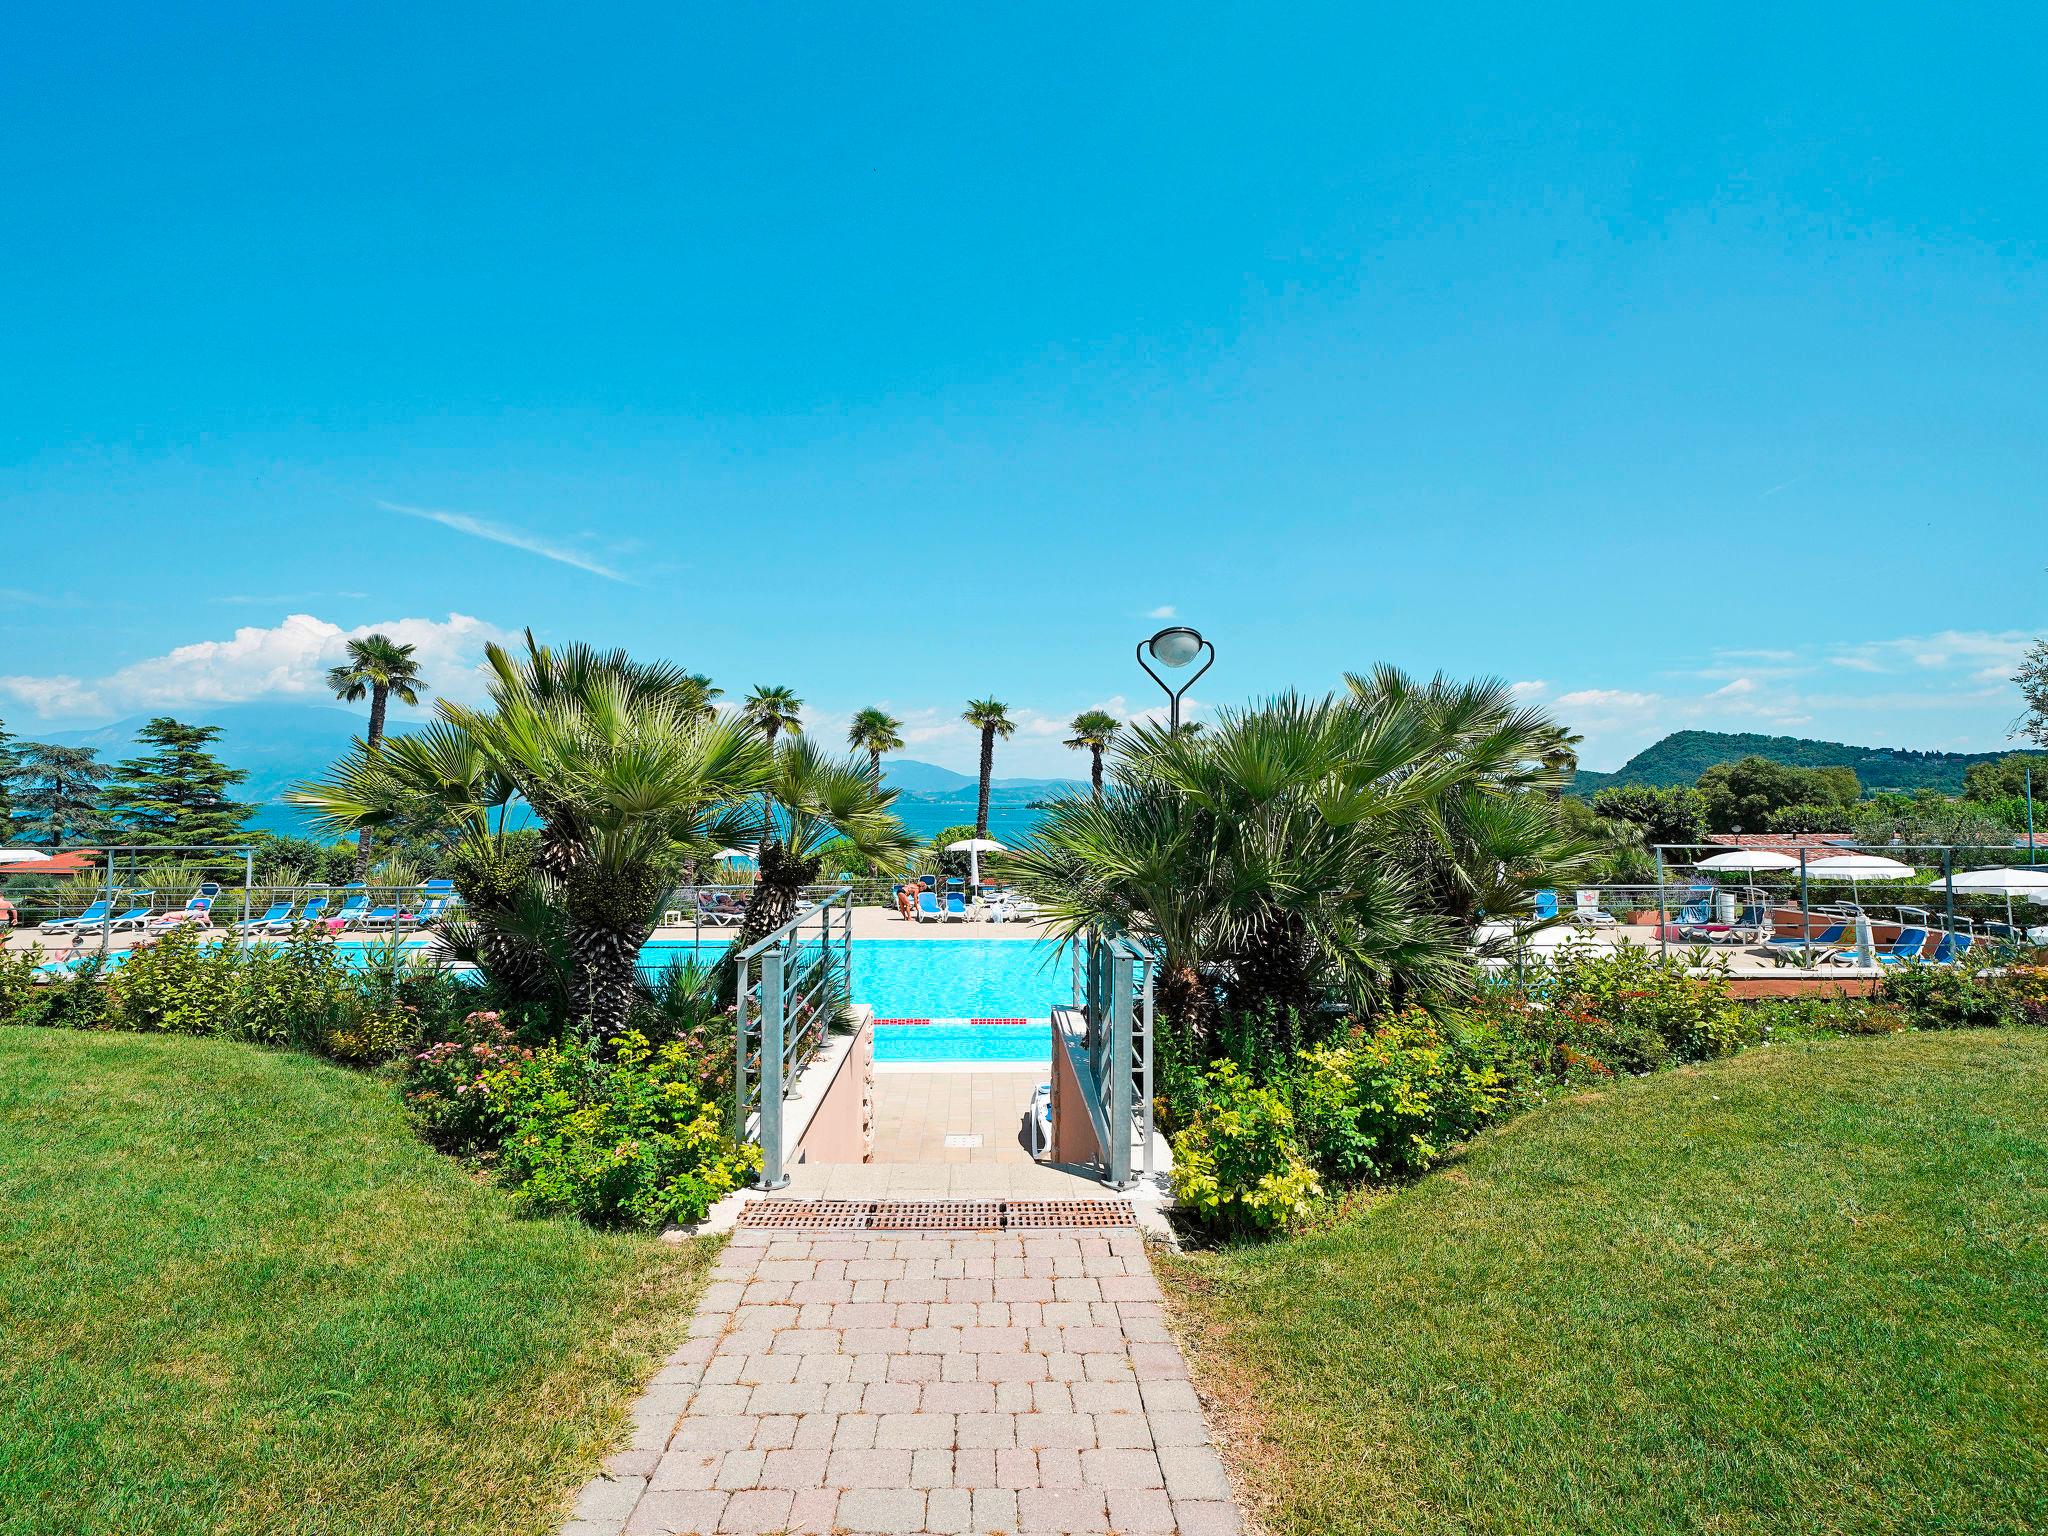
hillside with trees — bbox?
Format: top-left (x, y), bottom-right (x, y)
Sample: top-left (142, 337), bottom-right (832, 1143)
top-left (1573, 730), bottom-right (2031, 796)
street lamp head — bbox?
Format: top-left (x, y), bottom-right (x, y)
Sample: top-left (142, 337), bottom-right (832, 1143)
top-left (1146, 626), bottom-right (1205, 668)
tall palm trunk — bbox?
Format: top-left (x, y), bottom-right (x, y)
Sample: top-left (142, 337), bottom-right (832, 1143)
top-left (726, 841), bottom-right (822, 1006)
top-left (355, 681), bottom-right (390, 880)
top-left (1090, 746), bottom-right (1105, 798)
top-left (568, 925), bottom-right (642, 1038)
top-left (976, 725), bottom-right (995, 837)
top-left (868, 747), bottom-right (882, 783)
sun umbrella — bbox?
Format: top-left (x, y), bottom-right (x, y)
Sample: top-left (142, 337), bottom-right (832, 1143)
top-left (945, 837), bottom-right (1007, 891)
top-left (1693, 850), bottom-right (1802, 872)
top-left (0, 850), bottom-right (52, 866)
top-left (1805, 854), bottom-right (1916, 911)
top-left (713, 848), bottom-right (754, 862)
top-left (1927, 866), bottom-right (2048, 931)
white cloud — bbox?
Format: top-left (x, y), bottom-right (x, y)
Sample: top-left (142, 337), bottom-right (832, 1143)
top-left (1827, 629), bottom-right (2033, 680)
top-left (1708, 678), bottom-right (1756, 697)
top-left (1555, 688), bottom-right (1661, 712)
top-left (378, 500), bottom-right (632, 583)
top-left (1508, 679), bottom-right (1548, 698)
top-left (1144, 605), bottom-right (1177, 619)
top-left (0, 612), bottom-right (516, 721)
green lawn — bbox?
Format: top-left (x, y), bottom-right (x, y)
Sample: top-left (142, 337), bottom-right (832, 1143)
top-left (1158, 1031), bottom-right (2048, 1536)
top-left (0, 1029), bottom-right (714, 1536)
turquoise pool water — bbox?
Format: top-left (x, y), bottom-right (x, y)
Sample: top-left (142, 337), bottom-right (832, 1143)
top-left (873, 1023), bottom-right (1047, 1064)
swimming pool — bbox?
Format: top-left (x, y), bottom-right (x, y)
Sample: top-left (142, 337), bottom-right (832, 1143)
top-left (640, 937), bottom-right (1066, 1063)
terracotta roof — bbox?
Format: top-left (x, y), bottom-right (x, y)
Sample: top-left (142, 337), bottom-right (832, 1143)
top-left (1706, 833), bottom-right (1858, 857)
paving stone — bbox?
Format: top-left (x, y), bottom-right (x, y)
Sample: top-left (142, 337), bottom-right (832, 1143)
top-left (623, 1489), bottom-right (727, 1536)
top-left (1106, 1486), bottom-right (1178, 1532)
top-left (1070, 1380), bottom-right (1143, 1415)
top-left (827, 1446), bottom-right (912, 1486)
top-left (921, 1380), bottom-right (997, 1413)
top-left (746, 1380), bottom-right (826, 1415)
top-left (955, 1411), bottom-right (1015, 1448)
top-left (712, 1449), bottom-right (764, 1490)
top-left (926, 1485), bottom-right (972, 1533)
top-left (716, 1487), bottom-right (794, 1533)
top-left (1172, 1497), bottom-right (1244, 1534)
top-left (909, 1447), bottom-right (954, 1488)
top-left (756, 1448), bottom-right (828, 1489)
top-left (1138, 1378), bottom-right (1202, 1415)
top-left (970, 1486), bottom-right (1018, 1533)
top-left (573, 1475), bottom-right (647, 1521)
top-left (783, 1487), bottom-right (838, 1534)
top-left (834, 1487), bottom-right (925, 1532)
top-left (875, 1411), bottom-right (955, 1449)
top-left (1012, 1411), bottom-right (1094, 1450)
top-left (1158, 1444), bottom-right (1234, 1502)
top-left (1016, 1485), bottom-right (1109, 1533)
top-left (1082, 1447), bottom-right (1164, 1489)
top-left (649, 1450), bottom-right (722, 1491)
top-left (1034, 1446), bottom-right (1084, 1488)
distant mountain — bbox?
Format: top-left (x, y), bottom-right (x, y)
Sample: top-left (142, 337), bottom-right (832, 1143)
top-left (882, 760), bottom-right (1084, 806)
top-left (1573, 730), bottom-right (2021, 797)
top-left (16, 706), bottom-right (1082, 839)
top-left (36, 701), bottom-right (413, 836)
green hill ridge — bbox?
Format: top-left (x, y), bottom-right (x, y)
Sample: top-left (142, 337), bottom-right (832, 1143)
top-left (1574, 730), bottom-right (2023, 796)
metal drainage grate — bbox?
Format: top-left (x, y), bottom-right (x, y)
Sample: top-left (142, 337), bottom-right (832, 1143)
top-left (736, 1198), bottom-right (1137, 1231)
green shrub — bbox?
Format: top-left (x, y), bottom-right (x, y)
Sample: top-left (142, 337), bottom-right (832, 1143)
top-left (491, 1031), bottom-right (759, 1229)
top-left (406, 1011), bottom-right (536, 1152)
top-left (1170, 1061), bottom-right (1321, 1237)
top-left (1289, 1011), bottom-right (1514, 1182)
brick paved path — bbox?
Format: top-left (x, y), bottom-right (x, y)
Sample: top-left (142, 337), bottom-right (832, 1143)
top-left (564, 1225), bottom-right (1241, 1535)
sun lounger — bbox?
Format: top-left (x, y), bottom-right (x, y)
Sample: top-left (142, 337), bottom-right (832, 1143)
top-left (1765, 921), bottom-right (1846, 952)
top-left (287, 895), bottom-right (331, 929)
top-left (696, 891), bottom-right (740, 927)
top-left (41, 899), bottom-right (111, 934)
top-left (77, 893), bottom-right (157, 935)
top-left (234, 899), bottom-right (296, 934)
top-left (329, 893), bottom-right (371, 928)
top-left (944, 893), bottom-right (969, 921)
top-left (914, 890), bottom-right (944, 923)
top-left (1930, 932), bottom-right (1972, 965)
top-left (1570, 891), bottom-right (1616, 926)
top-left (356, 902), bottom-right (401, 929)
top-left (1826, 926), bottom-right (1929, 965)
top-left (147, 896), bottom-right (216, 932)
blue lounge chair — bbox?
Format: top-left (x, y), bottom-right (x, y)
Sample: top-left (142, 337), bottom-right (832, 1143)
top-left (291, 895), bottom-right (332, 928)
top-left (944, 893), bottom-right (969, 921)
top-left (1533, 890), bottom-right (1559, 921)
top-left (1830, 926), bottom-right (1929, 966)
top-left (915, 890), bottom-right (944, 923)
top-left (1766, 921), bottom-right (1846, 952)
top-left (41, 899), bottom-right (111, 934)
top-left (79, 892), bottom-right (156, 935)
top-left (1930, 932), bottom-right (1973, 965)
top-left (235, 899), bottom-right (296, 934)
top-left (357, 901), bottom-right (401, 929)
top-left (330, 892), bottom-right (371, 928)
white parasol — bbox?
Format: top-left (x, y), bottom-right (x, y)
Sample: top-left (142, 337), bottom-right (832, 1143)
top-left (945, 837), bottom-right (1008, 892)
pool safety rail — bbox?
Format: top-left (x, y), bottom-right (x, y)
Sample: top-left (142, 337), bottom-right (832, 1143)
top-left (735, 888), bottom-right (857, 1190)
top-left (1067, 934), bottom-right (1158, 1190)
top-left (735, 1198), bottom-right (1137, 1231)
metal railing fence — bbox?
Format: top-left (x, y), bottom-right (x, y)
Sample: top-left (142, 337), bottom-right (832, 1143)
top-left (1070, 934), bottom-right (1157, 1188)
top-left (733, 889), bottom-right (856, 1190)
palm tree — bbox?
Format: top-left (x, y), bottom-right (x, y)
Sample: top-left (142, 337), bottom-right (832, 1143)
top-left (296, 634), bottom-right (768, 1036)
top-left (325, 634), bottom-right (428, 877)
top-left (742, 685), bottom-right (804, 746)
top-left (730, 736), bottom-right (914, 955)
top-left (1012, 671), bottom-right (1592, 1040)
top-left (962, 698), bottom-right (1015, 838)
top-left (1063, 710), bottom-right (1121, 797)
top-left (846, 708), bottom-right (905, 783)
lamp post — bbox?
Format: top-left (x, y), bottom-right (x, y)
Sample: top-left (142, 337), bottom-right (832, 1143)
top-left (1136, 625), bottom-right (1214, 732)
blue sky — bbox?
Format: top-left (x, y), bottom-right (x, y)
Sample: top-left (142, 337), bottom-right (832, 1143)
top-left (3, 3), bottom-right (2043, 775)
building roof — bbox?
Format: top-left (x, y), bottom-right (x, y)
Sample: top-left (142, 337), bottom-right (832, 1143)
top-left (1705, 833), bottom-right (1858, 858)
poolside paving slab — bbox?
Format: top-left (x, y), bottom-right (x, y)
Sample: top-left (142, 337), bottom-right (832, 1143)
top-left (567, 1215), bottom-right (1240, 1536)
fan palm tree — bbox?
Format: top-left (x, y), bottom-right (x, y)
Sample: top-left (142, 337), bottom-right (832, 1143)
top-left (962, 698), bottom-right (1015, 837)
top-left (325, 634), bottom-right (428, 877)
top-left (1013, 670), bottom-right (1591, 1040)
top-left (741, 685), bottom-right (804, 746)
top-left (296, 634), bottom-right (767, 1035)
top-left (730, 736), bottom-right (914, 954)
top-left (847, 707), bottom-right (905, 783)
top-left (1063, 710), bottom-right (1121, 797)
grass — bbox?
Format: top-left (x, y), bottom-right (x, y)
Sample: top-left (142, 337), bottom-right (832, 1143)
top-left (1157, 1031), bottom-right (2048, 1536)
top-left (0, 1029), bottom-right (715, 1536)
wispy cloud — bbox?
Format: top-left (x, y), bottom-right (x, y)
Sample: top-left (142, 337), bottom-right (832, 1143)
top-left (378, 500), bottom-right (631, 583)
top-left (1759, 472), bottom-right (1809, 499)
top-left (1145, 605), bottom-right (1177, 619)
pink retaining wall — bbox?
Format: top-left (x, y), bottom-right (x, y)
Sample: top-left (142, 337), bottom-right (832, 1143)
top-left (1048, 1011), bottom-right (1101, 1167)
top-left (792, 1014), bottom-right (873, 1164)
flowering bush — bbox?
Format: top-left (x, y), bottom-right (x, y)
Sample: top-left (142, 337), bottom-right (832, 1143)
top-left (407, 1012), bottom-right (535, 1151)
top-left (489, 1031), bottom-right (759, 1230)
top-left (1170, 1062), bottom-right (1321, 1237)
